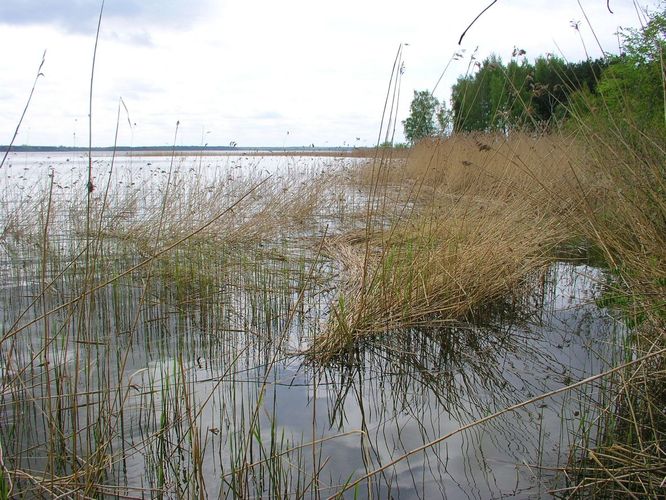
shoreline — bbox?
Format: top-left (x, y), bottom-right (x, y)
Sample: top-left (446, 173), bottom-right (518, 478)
top-left (2, 147), bottom-right (404, 158)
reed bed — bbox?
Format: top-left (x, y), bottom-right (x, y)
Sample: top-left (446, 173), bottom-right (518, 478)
top-left (1, 101), bottom-right (661, 498)
top-left (555, 102), bottom-right (666, 497)
top-left (310, 133), bottom-right (584, 361)
top-left (2, 4), bottom-right (664, 493)
top-left (0, 156), bottom-right (354, 498)
top-left (0, 123), bottom-right (660, 498)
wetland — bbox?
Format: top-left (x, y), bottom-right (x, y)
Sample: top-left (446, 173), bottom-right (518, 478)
top-left (0, 143), bottom-right (635, 498)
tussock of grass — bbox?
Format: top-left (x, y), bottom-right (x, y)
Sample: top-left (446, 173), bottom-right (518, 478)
top-left (313, 210), bottom-right (565, 360)
top-left (560, 115), bottom-right (666, 497)
top-left (309, 134), bottom-right (580, 361)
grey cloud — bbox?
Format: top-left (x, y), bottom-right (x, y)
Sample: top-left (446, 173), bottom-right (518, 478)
top-left (0, 0), bottom-right (214, 34)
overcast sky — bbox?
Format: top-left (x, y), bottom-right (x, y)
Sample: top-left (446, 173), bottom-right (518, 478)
top-left (0, 0), bottom-right (658, 147)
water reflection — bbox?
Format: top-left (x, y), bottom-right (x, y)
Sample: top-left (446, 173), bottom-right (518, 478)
top-left (1, 242), bottom-right (623, 497)
top-left (217, 263), bottom-right (621, 499)
top-left (0, 152), bottom-right (624, 498)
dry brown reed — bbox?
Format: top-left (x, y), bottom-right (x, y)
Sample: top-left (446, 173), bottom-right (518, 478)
top-left (86, 167), bottom-right (340, 259)
top-left (310, 133), bottom-right (584, 361)
top-left (575, 130), bottom-right (665, 309)
top-left (407, 133), bottom-right (589, 202)
top-left (557, 109), bottom-right (666, 496)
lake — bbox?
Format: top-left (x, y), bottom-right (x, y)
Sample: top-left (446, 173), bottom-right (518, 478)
top-left (0, 152), bottom-right (624, 498)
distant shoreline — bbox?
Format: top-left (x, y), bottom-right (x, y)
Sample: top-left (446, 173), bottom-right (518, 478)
top-left (3, 145), bottom-right (349, 154)
top-left (0, 146), bottom-right (404, 158)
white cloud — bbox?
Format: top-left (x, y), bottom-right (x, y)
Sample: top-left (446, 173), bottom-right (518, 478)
top-left (0, 0), bottom-right (659, 147)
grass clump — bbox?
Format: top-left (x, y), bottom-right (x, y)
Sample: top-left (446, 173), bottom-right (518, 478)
top-left (552, 7), bottom-right (666, 496)
top-left (310, 133), bottom-right (580, 361)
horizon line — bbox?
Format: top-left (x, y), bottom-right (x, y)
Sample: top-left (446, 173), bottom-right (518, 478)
top-left (1, 144), bottom-right (364, 152)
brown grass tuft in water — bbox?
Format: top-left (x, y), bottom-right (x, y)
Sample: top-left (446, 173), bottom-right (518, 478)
top-left (309, 133), bottom-right (584, 361)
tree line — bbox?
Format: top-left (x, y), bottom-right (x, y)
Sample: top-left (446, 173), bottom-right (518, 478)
top-left (451, 54), bottom-right (605, 133)
top-left (403, 6), bottom-right (666, 142)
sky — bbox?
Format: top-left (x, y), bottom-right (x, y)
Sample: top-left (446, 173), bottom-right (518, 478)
top-left (0, 0), bottom-right (659, 147)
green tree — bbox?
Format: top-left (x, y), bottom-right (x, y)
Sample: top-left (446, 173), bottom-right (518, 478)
top-left (504, 58), bottom-right (533, 128)
top-left (402, 90), bottom-right (440, 143)
top-left (436, 101), bottom-right (453, 135)
top-left (452, 55), bottom-right (511, 132)
top-left (565, 6), bottom-right (665, 147)
top-left (532, 56), bottom-right (568, 121)
top-left (596, 9), bottom-right (666, 134)
top-left (451, 53), bottom-right (608, 132)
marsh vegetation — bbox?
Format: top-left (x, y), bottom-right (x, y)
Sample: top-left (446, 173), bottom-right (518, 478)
top-left (0, 123), bottom-right (660, 499)
top-left (1, 6), bottom-right (665, 499)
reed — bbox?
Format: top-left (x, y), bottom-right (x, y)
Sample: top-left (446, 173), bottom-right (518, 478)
top-left (310, 132), bottom-right (581, 361)
top-left (17, 131), bottom-right (419, 496)
top-left (2, 10), bottom-right (663, 498)
top-left (0, 133), bottom-right (647, 497)
top-left (555, 75), bottom-right (666, 498)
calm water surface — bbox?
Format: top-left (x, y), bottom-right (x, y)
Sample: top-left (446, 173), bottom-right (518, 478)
top-left (0, 153), bottom-right (623, 498)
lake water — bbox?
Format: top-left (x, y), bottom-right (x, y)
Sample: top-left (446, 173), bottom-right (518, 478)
top-left (0, 152), bottom-right (623, 498)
